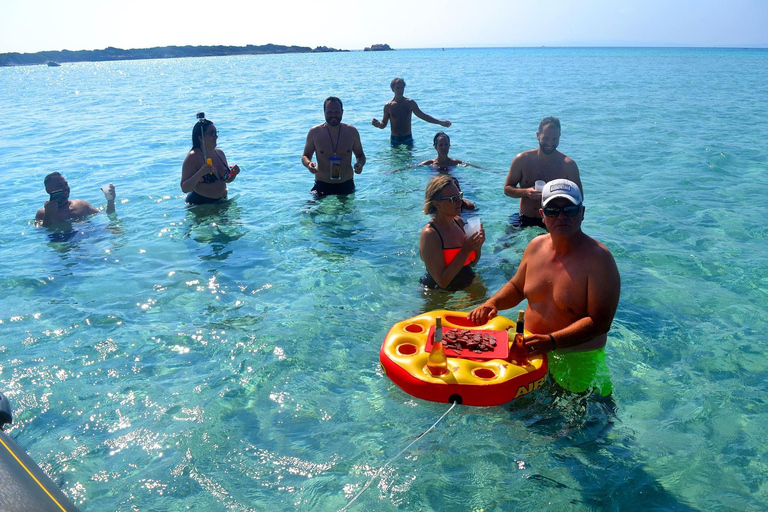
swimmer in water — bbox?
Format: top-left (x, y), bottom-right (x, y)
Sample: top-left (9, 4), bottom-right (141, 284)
top-left (417, 132), bottom-right (478, 210)
top-left (35, 172), bottom-right (116, 227)
top-left (419, 174), bottom-right (485, 291)
top-left (181, 117), bottom-right (240, 204)
top-left (418, 131), bottom-right (465, 170)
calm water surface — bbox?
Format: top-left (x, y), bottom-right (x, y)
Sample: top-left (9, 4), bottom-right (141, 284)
top-left (1, 47), bottom-right (767, 510)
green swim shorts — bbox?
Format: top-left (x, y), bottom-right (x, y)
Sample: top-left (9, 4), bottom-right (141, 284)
top-left (547, 348), bottom-right (613, 396)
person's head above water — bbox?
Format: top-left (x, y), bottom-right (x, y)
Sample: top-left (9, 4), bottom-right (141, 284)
top-left (433, 131), bottom-right (450, 147)
top-left (192, 119), bottom-right (214, 150)
top-left (43, 172), bottom-right (71, 204)
top-left (390, 77), bottom-right (405, 91)
top-left (537, 116), bottom-right (561, 155)
top-left (44, 171), bottom-right (65, 189)
top-left (323, 97), bottom-right (343, 127)
top-left (323, 96), bottom-right (343, 111)
top-left (541, 179), bottom-right (582, 207)
top-left (538, 116), bottom-right (561, 133)
top-left (423, 174), bottom-right (456, 215)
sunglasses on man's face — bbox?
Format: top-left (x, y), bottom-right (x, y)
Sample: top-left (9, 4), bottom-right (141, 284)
top-left (542, 204), bottom-right (582, 217)
top-left (437, 192), bottom-right (463, 205)
top-left (207, 130), bottom-right (219, 137)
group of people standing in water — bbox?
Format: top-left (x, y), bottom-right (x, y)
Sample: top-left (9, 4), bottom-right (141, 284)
top-left (177, 75), bottom-right (620, 381)
top-left (35, 77), bottom-right (621, 386)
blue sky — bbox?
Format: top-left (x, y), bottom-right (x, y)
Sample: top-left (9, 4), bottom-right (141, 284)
top-left (1, 0), bottom-right (766, 54)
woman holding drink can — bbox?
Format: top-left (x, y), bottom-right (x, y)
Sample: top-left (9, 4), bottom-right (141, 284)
top-left (181, 113), bottom-right (240, 204)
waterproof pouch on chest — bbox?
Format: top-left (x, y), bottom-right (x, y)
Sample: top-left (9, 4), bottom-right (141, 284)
top-left (329, 157), bottom-right (342, 180)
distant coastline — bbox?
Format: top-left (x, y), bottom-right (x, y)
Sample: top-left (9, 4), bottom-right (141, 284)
top-left (0, 43), bottom-right (350, 67)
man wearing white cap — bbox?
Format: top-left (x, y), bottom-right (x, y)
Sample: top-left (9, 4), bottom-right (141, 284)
top-left (503, 117), bottom-right (582, 229)
top-left (469, 179), bottom-right (620, 394)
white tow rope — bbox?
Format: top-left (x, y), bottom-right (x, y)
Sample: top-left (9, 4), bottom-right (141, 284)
top-left (340, 402), bottom-right (458, 511)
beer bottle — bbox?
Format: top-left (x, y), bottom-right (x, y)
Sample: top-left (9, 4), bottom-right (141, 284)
top-left (509, 310), bottom-right (528, 365)
top-left (427, 317), bottom-right (449, 376)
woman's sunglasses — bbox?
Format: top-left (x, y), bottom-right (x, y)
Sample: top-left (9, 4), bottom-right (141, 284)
top-left (437, 192), bottom-right (463, 205)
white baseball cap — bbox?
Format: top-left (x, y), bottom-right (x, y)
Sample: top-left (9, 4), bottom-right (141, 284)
top-left (541, 179), bottom-right (582, 207)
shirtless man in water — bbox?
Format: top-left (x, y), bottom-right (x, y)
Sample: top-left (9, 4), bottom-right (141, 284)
top-left (35, 172), bottom-right (116, 227)
top-left (302, 97), bottom-right (366, 196)
top-left (504, 117), bottom-right (582, 229)
top-left (372, 78), bottom-right (451, 146)
top-left (469, 179), bottom-right (620, 357)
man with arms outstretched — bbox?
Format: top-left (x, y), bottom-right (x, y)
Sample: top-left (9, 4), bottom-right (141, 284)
top-left (372, 78), bottom-right (451, 146)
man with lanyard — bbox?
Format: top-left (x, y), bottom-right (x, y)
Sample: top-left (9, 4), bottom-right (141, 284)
top-left (302, 97), bottom-right (366, 195)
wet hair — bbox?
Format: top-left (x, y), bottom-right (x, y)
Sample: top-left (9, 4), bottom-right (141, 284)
top-left (324, 96), bottom-right (343, 111)
top-left (433, 131), bottom-right (450, 147)
top-left (44, 172), bottom-right (63, 187)
top-left (423, 174), bottom-right (455, 215)
top-left (192, 119), bottom-right (213, 150)
top-left (390, 77), bottom-right (405, 90)
top-left (538, 116), bottom-right (561, 133)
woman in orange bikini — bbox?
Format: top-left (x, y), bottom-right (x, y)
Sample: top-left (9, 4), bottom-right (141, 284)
top-left (419, 174), bottom-right (485, 290)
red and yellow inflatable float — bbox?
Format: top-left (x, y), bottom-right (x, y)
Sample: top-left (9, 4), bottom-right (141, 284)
top-left (380, 310), bottom-right (547, 406)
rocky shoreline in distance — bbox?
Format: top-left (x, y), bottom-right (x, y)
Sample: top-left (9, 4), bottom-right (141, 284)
top-left (0, 43), bottom-right (351, 67)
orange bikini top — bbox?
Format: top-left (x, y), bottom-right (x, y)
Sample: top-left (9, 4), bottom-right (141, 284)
top-left (429, 220), bottom-right (476, 267)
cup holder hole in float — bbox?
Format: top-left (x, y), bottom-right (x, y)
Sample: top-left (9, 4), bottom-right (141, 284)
top-left (404, 324), bottom-right (424, 333)
top-left (396, 343), bottom-right (418, 356)
top-left (443, 315), bottom-right (476, 327)
top-left (471, 368), bottom-right (497, 380)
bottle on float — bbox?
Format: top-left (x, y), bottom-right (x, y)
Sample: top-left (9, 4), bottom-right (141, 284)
top-left (427, 316), bottom-right (449, 376)
top-left (509, 310), bottom-right (528, 365)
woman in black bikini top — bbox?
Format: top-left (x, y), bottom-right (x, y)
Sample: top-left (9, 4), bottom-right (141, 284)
top-left (180, 118), bottom-right (241, 204)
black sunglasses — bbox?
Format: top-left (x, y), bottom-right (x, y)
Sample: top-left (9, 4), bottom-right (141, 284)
top-left (542, 204), bottom-right (582, 217)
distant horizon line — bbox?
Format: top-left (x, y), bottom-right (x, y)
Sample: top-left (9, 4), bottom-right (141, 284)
top-left (3, 42), bottom-right (767, 56)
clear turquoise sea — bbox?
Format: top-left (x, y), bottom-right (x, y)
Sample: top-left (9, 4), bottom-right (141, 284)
top-left (1, 47), bottom-right (767, 510)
